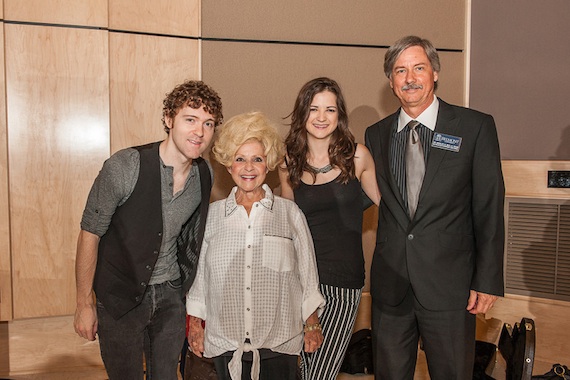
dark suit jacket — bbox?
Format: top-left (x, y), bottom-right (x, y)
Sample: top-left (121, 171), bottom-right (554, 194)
top-left (364, 99), bottom-right (505, 311)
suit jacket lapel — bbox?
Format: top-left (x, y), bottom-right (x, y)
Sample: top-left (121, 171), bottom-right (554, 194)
top-left (418, 100), bottom-right (460, 210)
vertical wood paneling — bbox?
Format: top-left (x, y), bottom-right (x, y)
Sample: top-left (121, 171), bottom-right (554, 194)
top-left (110, 33), bottom-right (200, 152)
top-left (0, 26), bottom-right (12, 322)
top-left (4, 0), bottom-right (107, 27)
top-left (109, 0), bottom-right (200, 36)
top-left (5, 24), bottom-right (110, 319)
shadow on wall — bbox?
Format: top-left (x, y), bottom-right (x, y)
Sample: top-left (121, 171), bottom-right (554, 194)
top-left (378, 83), bottom-right (401, 121)
top-left (519, 211), bottom-right (560, 309)
top-left (349, 105), bottom-right (381, 143)
top-left (550, 124), bottom-right (570, 160)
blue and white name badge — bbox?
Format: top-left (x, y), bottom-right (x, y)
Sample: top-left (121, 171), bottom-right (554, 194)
top-left (431, 133), bottom-right (462, 152)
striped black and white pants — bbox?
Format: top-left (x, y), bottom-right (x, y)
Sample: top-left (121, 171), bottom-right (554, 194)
top-left (300, 283), bottom-right (362, 380)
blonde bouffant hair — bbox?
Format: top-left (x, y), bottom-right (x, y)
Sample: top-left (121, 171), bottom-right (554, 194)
top-left (212, 111), bottom-right (284, 171)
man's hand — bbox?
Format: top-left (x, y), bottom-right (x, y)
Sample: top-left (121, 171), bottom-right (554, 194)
top-left (466, 290), bottom-right (498, 315)
top-left (74, 303), bottom-right (98, 341)
top-left (74, 230), bottom-right (100, 341)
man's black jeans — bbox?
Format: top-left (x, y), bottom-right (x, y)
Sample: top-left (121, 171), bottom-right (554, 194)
top-left (97, 278), bottom-right (186, 379)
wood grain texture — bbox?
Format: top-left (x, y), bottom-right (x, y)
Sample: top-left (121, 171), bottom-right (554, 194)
top-left (503, 160), bottom-right (570, 198)
top-left (5, 24), bottom-right (110, 319)
top-left (4, 0), bottom-right (107, 27)
top-left (109, 0), bottom-right (200, 36)
top-left (0, 26), bottom-right (12, 322)
top-left (109, 33), bottom-right (200, 153)
top-left (1, 316), bottom-right (104, 376)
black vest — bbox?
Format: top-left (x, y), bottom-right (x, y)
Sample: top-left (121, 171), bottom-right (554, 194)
top-left (93, 142), bottom-right (211, 319)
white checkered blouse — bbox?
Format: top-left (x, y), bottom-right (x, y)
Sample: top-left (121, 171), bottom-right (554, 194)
top-left (186, 184), bottom-right (325, 379)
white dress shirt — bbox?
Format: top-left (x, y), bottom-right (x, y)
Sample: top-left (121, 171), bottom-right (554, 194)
top-left (187, 184), bottom-right (325, 380)
top-left (397, 94), bottom-right (440, 132)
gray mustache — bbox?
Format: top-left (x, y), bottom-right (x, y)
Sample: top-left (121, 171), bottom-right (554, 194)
top-left (401, 83), bottom-right (423, 90)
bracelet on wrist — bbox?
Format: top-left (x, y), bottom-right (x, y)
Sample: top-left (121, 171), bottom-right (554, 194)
top-left (304, 323), bottom-right (322, 333)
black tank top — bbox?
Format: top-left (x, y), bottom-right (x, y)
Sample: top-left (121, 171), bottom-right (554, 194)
top-left (294, 176), bottom-right (364, 288)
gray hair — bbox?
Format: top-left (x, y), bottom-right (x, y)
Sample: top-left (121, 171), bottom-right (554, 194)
top-left (384, 35), bottom-right (441, 81)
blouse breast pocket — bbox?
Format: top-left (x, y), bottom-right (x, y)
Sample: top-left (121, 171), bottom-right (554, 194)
top-left (262, 235), bottom-right (295, 272)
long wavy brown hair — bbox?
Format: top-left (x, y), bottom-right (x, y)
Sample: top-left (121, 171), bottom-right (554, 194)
top-left (284, 77), bottom-right (356, 188)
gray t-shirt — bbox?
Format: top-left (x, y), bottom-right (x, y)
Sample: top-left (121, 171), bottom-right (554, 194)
top-left (80, 147), bottom-right (211, 285)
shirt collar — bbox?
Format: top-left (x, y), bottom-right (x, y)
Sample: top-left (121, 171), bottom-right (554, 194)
top-left (397, 95), bottom-right (439, 132)
top-left (225, 184), bottom-right (275, 216)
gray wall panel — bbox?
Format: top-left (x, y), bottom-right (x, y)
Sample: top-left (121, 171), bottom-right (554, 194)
top-left (470, 0), bottom-right (570, 160)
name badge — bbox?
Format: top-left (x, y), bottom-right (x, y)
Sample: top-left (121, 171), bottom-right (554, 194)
top-left (431, 132), bottom-right (462, 152)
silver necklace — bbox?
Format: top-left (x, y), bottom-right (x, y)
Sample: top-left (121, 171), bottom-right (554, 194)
top-left (308, 163), bottom-right (333, 174)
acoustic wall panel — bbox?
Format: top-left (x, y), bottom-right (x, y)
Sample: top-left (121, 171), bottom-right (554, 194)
top-left (109, 33), bottom-right (200, 153)
top-left (202, 0), bottom-right (465, 49)
top-left (202, 41), bottom-right (465, 144)
top-left (5, 24), bottom-right (110, 319)
top-left (202, 40), bottom-right (465, 292)
top-left (470, 0), bottom-right (570, 160)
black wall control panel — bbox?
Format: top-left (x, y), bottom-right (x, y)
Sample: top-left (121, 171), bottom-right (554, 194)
top-left (547, 171), bottom-right (570, 188)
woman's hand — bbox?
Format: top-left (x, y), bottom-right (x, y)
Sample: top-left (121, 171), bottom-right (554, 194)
top-left (303, 311), bottom-right (323, 353)
top-left (188, 316), bottom-right (205, 357)
top-left (304, 328), bottom-right (324, 353)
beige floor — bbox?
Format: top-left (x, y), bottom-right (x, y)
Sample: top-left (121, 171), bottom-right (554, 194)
top-left (3, 338), bottom-right (555, 379)
top-left (4, 351), bottom-right (424, 380)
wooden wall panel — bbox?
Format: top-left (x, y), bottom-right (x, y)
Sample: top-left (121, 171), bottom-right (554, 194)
top-left (109, 0), bottom-right (200, 36)
top-left (4, 0), bottom-right (107, 27)
top-left (5, 24), bottom-right (110, 319)
top-left (503, 160), bottom-right (570, 198)
top-left (0, 27), bottom-right (12, 322)
top-left (109, 33), bottom-right (200, 153)
top-left (202, 0), bottom-right (465, 49)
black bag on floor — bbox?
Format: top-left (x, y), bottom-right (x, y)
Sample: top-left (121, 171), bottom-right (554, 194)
top-left (532, 363), bottom-right (570, 380)
top-left (499, 317), bottom-right (536, 380)
top-left (340, 329), bottom-right (374, 375)
top-left (183, 349), bottom-right (217, 380)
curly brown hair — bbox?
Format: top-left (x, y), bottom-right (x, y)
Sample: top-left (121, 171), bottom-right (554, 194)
top-left (284, 77), bottom-right (355, 188)
top-left (161, 80), bottom-right (223, 133)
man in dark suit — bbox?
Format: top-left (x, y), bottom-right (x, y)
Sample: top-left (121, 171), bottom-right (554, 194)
top-left (365, 36), bottom-right (505, 379)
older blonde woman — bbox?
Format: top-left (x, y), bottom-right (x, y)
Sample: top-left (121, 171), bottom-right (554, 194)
top-left (186, 112), bottom-right (325, 380)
